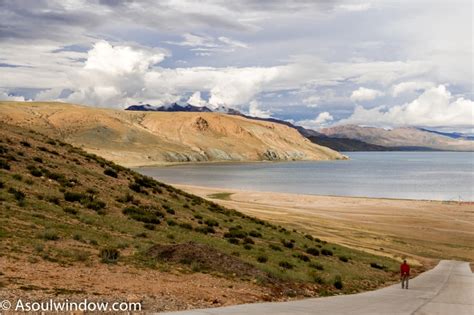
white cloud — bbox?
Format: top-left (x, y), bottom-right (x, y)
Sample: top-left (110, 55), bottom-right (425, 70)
top-left (297, 112), bottom-right (334, 129)
top-left (187, 91), bottom-right (208, 107)
top-left (350, 87), bottom-right (384, 102)
top-left (340, 85), bottom-right (474, 128)
top-left (0, 91), bottom-right (26, 101)
top-left (337, 3), bottom-right (372, 12)
top-left (248, 100), bottom-right (271, 118)
top-left (302, 95), bottom-right (320, 107)
top-left (391, 81), bottom-right (435, 96)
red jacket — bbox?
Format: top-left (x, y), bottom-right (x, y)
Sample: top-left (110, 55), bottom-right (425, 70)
top-left (400, 263), bottom-right (410, 275)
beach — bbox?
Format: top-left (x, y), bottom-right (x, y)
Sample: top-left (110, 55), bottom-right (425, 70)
top-left (176, 185), bottom-right (474, 268)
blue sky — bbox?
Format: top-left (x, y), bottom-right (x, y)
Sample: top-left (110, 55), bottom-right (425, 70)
top-left (0, 0), bottom-right (472, 131)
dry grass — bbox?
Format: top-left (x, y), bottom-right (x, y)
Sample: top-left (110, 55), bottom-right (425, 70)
top-left (179, 185), bottom-right (474, 268)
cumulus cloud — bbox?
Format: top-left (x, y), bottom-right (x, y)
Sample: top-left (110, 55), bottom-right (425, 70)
top-left (297, 112), bottom-right (334, 129)
top-left (391, 81), bottom-right (435, 96)
top-left (248, 100), bottom-right (271, 118)
top-left (350, 87), bottom-right (384, 102)
top-left (340, 85), bottom-right (474, 129)
top-left (0, 90), bottom-right (26, 101)
top-left (187, 91), bottom-right (208, 107)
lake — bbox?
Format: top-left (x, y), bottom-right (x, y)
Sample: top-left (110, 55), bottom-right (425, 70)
top-left (136, 152), bottom-right (474, 201)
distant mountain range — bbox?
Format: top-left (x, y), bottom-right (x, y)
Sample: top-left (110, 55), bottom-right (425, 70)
top-left (320, 125), bottom-right (473, 152)
top-left (125, 103), bottom-right (473, 152)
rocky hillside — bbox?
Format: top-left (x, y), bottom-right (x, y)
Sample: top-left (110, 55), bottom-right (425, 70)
top-left (321, 125), bottom-right (474, 151)
top-left (0, 102), bottom-right (344, 167)
top-left (0, 122), bottom-right (399, 311)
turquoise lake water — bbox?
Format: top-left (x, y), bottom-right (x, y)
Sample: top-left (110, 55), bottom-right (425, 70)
top-left (137, 152), bottom-right (474, 201)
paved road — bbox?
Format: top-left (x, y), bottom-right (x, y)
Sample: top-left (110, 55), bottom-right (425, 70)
top-left (161, 260), bottom-right (473, 315)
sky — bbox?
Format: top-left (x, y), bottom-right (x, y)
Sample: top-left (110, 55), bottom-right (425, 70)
top-left (0, 0), bottom-right (473, 132)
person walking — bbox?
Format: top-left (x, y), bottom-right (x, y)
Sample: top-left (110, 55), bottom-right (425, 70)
top-left (400, 259), bottom-right (410, 289)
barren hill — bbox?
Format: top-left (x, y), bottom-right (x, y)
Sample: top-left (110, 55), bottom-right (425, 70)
top-left (0, 101), bottom-right (343, 166)
top-left (321, 125), bottom-right (474, 151)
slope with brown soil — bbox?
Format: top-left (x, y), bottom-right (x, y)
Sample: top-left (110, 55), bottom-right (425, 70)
top-left (0, 101), bottom-right (344, 167)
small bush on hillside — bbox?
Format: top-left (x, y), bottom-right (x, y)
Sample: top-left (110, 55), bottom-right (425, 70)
top-left (20, 140), bottom-right (31, 147)
top-left (204, 219), bottom-right (218, 227)
top-left (269, 244), bottom-right (282, 251)
top-left (339, 256), bottom-right (349, 262)
top-left (0, 181), bottom-right (4, 189)
top-left (144, 223), bottom-right (155, 230)
top-left (117, 193), bottom-right (134, 203)
top-left (227, 238), bottom-right (240, 245)
top-left (305, 234), bottom-right (314, 241)
top-left (33, 157), bottom-right (43, 163)
top-left (64, 191), bottom-right (85, 202)
top-left (321, 249), bottom-right (333, 256)
top-left (243, 244), bottom-right (253, 250)
top-left (281, 239), bottom-right (294, 249)
top-left (63, 207), bottom-right (78, 215)
top-left (0, 159), bottom-right (10, 170)
top-left (178, 222), bottom-right (193, 230)
top-left (29, 167), bottom-right (42, 177)
top-left (166, 208), bottom-right (175, 215)
top-left (306, 248), bottom-right (320, 256)
top-left (40, 230), bottom-right (60, 241)
top-left (8, 187), bottom-right (25, 201)
top-left (370, 262), bottom-right (386, 270)
top-left (279, 261), bottom-right (294, 269)
top-left (12, 174), bottom-right (22, 181)
top-left (224, 229), bottom-right (247, 239)
top-left (333, 275), bottom-right (343, 289)
top-left (103, 168), bottom-right (118, 178)
top-left (122, 206), bottom-right (163, 224)
top-left (249, 230), bottom-right (262, 238)
top-left (195, 226), bottom-right (216, 234)
top-left (309, 263), bottom-right (324, 270)
top-left (314, 275), bottom-right (325, 284)
top-left (46, 196), bottom-right (60, 205)
top-left (100, 248), bottom-right (120, 264)
top-left (257, 256), bottom-right (268, 263)
top-left (294, 253), bottom-right (311, 262)
top-left (166, 219), bottom-right (177, 226)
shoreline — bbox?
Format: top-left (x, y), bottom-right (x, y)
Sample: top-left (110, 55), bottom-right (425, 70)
top-left (174, 184), bottom-right (474, 267)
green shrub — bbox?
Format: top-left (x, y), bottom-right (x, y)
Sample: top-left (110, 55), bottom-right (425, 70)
top-left (243, 244), bottom-right (252, 250)
top-left (279, 261), bottom-right (294, 269)
top-left (20, 140), bottom-right (31, 147)
top-left (309, 263), bottom-right (324, 271)
top-left (64, 207), bottom-right (78, 215)
top-left (257, 256), bottom-right (268, 263)
top-left (249, 230), bottom-right (262, 238)
top-left (178, 222), bottom-right (193, 230)
top-left (224, 229), bottom-right (247, 239)
top-left (0, 159), bottom-right (9, 170)
top-left (166, 208), bottom-right (176, 215)
top-left (195, 226), bottom-right (216, 234)
top-left (243, 237), bottom-right (255, 245)
top-left (122, 206), bottom-right (162, 224)
top-left (166, 219), bottom-right (177, 226)
top-left (29, 168), bottom-right (42, 177)
top-left (204, 219), bottom-right (218, 227)
top-left (314, 275), bottom-right (325, 284)
top-left (103, 168), bottom-right (118, 178)
top-left (333, 275), bottom-right (343, 289)
top-left (294, 253), bottom-right (311, 262)
top-left (64, 191), bottom-right (85, 202)
top-left (305, 234), bottom-right (314, 240)
top-left (12, 174), bottom-right (22, 181)
top-left (100, 248), bottom-right (120, 264)
top-left (144, 223), bottom-right (155, 230)
top-left (8, 187), bottom-right (25, 201)
top-left (281, 239), bottom-right (294, 249)
top-left (306, 248), bottom-right (320, 256)
top-left (269, 244), bottom-right (282, 251)
top-left (339, 256), bottom-right (349, 262)
top-left (227, 238), bottom-right (240, 245)
top-left (40, 230), bottom-right (60, 241)
top-left (370, 262), bottom-right (386, 270)
top-left (321, 249), bottom-right (333, 256)
top-left (33, 157), bottom-right (43, 163)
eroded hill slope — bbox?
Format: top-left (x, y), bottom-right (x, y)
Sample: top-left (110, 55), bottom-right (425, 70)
top-left (0, 101), bottom-right (344, 166)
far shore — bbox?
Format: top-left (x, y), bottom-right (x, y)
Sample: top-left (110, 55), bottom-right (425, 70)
top-left (175, 184), bottom-right (474, 268)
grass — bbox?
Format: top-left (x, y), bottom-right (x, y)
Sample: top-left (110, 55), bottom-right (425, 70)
top-left (0, 122), bottom-right (401, 296)
top-left (207, 192), bottom-right (234, 200)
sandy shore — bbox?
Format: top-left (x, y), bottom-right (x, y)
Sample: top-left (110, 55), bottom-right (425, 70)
top-left (176, 185), bottom-right (474, 267)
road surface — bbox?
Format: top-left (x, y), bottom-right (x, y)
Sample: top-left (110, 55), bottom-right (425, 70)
top-left (161, 260), bottom-right (473, 315)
